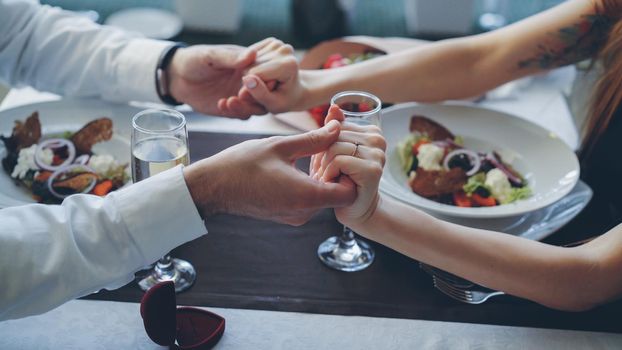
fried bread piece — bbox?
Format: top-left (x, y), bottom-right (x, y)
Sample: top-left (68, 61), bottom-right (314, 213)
top-left (409, 115), bottom-right (454, 141)
top-left (1, 111), bottom-right (42, 153)
top-left (70, 117), bottom-right (113, 154)
top-left (0, 111), bottom-right (42, 174)
top-left (410, 167), bottom-right (467, 197)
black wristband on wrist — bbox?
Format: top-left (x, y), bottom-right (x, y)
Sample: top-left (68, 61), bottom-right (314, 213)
top-left (155, 42), bottom-right (187, 106)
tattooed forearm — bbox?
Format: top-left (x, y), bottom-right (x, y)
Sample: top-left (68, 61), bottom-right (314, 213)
top-left (517, 14), bottom-right (613, 70)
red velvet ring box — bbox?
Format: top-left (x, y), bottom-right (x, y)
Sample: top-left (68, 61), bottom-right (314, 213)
top-left (140, 281), bottom-right (225, 349)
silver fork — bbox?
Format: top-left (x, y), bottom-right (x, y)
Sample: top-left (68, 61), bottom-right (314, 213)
top-left (419, 262), bottom-right (475, 288)
top-left (422, 235), bottom-right (601, 304)
top-left (432, 275), bottom-right (506, 304)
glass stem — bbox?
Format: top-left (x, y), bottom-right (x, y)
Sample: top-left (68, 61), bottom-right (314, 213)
top-left (339, 226), bottom-right (356, 249)
top-left (154, 255), bottom-right (176, 279)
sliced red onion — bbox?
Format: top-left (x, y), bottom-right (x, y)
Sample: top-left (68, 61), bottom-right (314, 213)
top-left (443, 138), bottom-right (464, 149)
top-left (35, 138), bottom-right (76, 172)
top-left (443, 149), bottom-right (481, 176)
top-left (486, 152), bottom-right (523, 186)
top-left (433, 138), bottom-right (463, 150)
top-left (47, 164), bottom-right (97, 200)
top-left (73, 154), bottom-right (90, 165)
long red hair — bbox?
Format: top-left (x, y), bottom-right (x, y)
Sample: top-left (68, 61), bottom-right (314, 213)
top-left (581, 0), bottom-right (622, 161)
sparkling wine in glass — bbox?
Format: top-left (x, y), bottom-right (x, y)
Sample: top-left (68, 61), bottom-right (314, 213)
top-left (131, 108), bottom-right (196, 293)
top-left (317, 91), bottom-right (381, 272)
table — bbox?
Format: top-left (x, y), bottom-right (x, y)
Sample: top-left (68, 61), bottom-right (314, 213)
top-left (2, 299), bottom-right (621, 349)
top-left (2, 68), bottom-right (621, 349)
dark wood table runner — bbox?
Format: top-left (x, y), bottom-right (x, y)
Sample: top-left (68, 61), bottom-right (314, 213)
top-left (85, 131), bottom-right (622, 333)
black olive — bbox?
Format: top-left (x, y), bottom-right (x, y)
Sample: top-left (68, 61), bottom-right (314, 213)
top-left (55, 145), bottom-right (69, 159)
top-left (1, 151), bottom-right (17, 174)
top-left (474, 186), bottom-right (491, 197)
top-left (510, 180), bottom-right (525, 188)
top-left (447, 153), bottom-right (472, 171)
top-left (409, 156), bottom-right (419, 173)
top-left (31, 180), bottom-right (57, 204)
top-left (438, 194), bottom-right (454, 205)
top-left (480, 159), bottom-right (495, 173)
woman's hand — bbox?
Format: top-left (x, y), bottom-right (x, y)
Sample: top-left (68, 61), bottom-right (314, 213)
top-left (311, 105), bottom-right (386, 228)
top-left (217, 38), bottom-right (308, 115)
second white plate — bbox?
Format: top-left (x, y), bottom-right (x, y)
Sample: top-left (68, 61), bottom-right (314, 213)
top-left (0, 99), bottom-right (141, 207)
top-left (379, 102), bottom-right (580, 219)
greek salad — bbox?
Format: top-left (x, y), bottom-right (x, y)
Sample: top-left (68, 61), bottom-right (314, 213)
top-left (397, 115), bottom-right (531, 207)
top-left (1, 112), bottom-right (129, 204)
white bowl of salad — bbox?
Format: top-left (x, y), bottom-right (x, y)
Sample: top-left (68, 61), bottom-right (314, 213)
top-left (379, 102), bottom-right (580, 219)
top-left (0, 99), bottom-right (142, 207)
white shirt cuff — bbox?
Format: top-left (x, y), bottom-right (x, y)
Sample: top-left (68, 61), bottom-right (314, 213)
top-left (114, 38), bottom-right (172, 104)
top-left (109, 165), bottom-right (206, 265)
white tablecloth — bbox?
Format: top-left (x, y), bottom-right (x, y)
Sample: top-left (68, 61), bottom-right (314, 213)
top-left (2, 68), bottom-right (621, 349)
top-left (2, 299), bottom-right (621, 350)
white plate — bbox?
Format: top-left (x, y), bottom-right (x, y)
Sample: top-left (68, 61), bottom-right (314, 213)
top-left (0, 99), bottom-right (142, 207)
top-left (379, 102), bottom-right (580, 219)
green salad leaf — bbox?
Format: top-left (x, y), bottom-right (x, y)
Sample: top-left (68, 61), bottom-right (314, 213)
top-left (101, 164), bottom-right (129, 184)
top-left (453, 135), bottom-right (464, 146)
top-left (506, 186), bottom-right (532, 204)
top-left (397, 133), bottom-right (425, 173)
top-left (463, 172), bottom-right (487, 195)
top-left (464, 171), bottom-right (531, 203)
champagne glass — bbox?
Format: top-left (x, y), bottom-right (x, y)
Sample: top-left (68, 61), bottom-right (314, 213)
top-left (317, 91), bottom-right (381, 272)
top-left (131, 108), bottom-right (196, 293)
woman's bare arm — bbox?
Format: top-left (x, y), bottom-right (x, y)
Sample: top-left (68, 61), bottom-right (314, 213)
top-left (349, 195), bottom-right (622, 311)
top-left (298, 0), bottom-right (611, 109)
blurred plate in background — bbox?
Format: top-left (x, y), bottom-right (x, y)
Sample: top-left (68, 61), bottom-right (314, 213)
top-left (105, 8), bottom-right (182, 39)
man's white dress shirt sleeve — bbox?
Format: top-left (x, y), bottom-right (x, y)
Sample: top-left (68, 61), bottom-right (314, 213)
top-left (0, 0), bottom-right (171, 103)
top-left (0, 166), bottom-right (207, 321)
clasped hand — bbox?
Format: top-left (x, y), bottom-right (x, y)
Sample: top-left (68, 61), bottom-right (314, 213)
top-left (167, 38), bottom-right (298, 118)
top-left (175, 38), bottom-right (386, 227)
top-left (182, 105), bottom-right (385, 228)
top-left (310, 105), bottom-right (386, 228)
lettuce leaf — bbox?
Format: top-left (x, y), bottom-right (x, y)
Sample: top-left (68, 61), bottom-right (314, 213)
top-left (397, 134), bottom-right (420, 173)
top-left (463, 172), bottom-right (487, 195)
top-left (505, 186), bottom-right (532, 204)
top-left (453, 135), bottom-right (464, 146)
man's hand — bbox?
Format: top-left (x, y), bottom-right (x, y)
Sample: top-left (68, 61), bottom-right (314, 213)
top-left (168, 44), bottom-right (268, 118)
top-left (182, 120), bottom-right (356, 226)
top-left (217, 38), bottom-right (307, 116)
